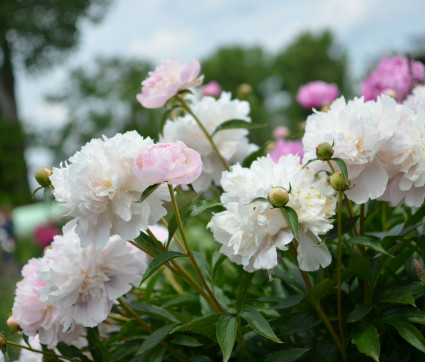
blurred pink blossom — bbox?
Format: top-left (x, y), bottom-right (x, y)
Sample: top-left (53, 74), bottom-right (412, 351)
top-left (134, 141), bottom-right (202, 185)
top-left (269, 139), bottom-right (304, 162)
top-left (296, 81), bottom-right (339, 109)
top-left (137, 58), bottom-right (204, 108)
top-left (202, 81), bottom-right (222, 98)
top-left (273, 126), bottom-right (290, 139)
top-left (34, 224), bottom-right (60, 249)
top-left (362, 56), bottom-right (425, 102)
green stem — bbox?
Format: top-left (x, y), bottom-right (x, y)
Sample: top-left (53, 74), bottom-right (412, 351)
top-left (168, 184), bottom-right (225, 314)
top-left (6, 340), bottom-right (76, 361)
top-left (343, 193), bottom-right (358, 236)
top-left (179, 97), bottom-right (230, 171)
top-left (326, 160), bottom-right (336, 173)
top-left (337, 191), bottom-right (346, 348)
top-left (118, 297), bottom-right (154, 333)
top-left (359, 204), bottom-right (365, 236)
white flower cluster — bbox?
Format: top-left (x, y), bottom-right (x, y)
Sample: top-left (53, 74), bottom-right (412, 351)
top-left (208, 154), bottom-right (336, 272)
top-left (161, 92), bottom-right (258, 191)
top-left (12, 221), bottom-right (147, 346)
top-left (303, 95), bottom-right (425, 207)
top-left (50, 131), bottom-right (170, 249)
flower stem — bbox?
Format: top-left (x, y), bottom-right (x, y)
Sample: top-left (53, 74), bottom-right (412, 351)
top-left (178, 97), bottom-right (230, 171)
top-left (326, 160), bottom-right (336, 173)
top-left (118, 297), bottom-right (154, 333)
top-left (167, 184), bottom-right (225, 314)
top-left (337, 191), bottom-right (346, 348)
top-left (6, 340), bottom-right (76, 361)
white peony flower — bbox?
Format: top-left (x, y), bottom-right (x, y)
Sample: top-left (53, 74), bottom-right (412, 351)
top-left (37, 220), bottom-right (148, 330)
top-left (302, 96), bottom-right (409, 204)
top-left (208, 154), bottom-right (336, 272)
top-left (50, 131), bottom-right (170, 249)
top-left (160, 92), bottom-right (258, 191)
top-left (404, 85), bottom-right (425, 112)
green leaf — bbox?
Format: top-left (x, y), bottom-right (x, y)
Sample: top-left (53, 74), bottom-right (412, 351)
top-left (212, 119), bottom-right (266, 136)
top-left (309, 278), bottom-right (333, 302)
top-left (349, 236), bottom-right (392, 256)
top-left (380, 290), bottom-right (416, 307)
top-left (137, 324), bottom-right (175, 355)
top-left (404, 202), bottom-right (425, 229)
top-left (186, 199), bottom-right (224, 219)
top-left (351, 324), bottom-right (380, 362)
top-left (282, 206), bottom-right (299, 241)
top-left (212, 252), bottom-right (227, 281)
top-left (136, 183), bottom-right (162, 203)
top-left (170, 334), bottom-right (203, 347)
top-left (216, 315), bottom-right (237, 362)
top-left (388, 321), bottom-right (425, 353)
top-left (327, 216), bottom-right (359, 240)
top-left (159, 106), bottom-right (181, 134)
top-left (272, 295), bottom-right (305, 310)
top-left (135, 231), bottom-right (163, 257)
top-left (347, 304), bottom-right (373, 323)
top-left (87, 327), bottom-right (114, 362)
top-left (239, 305), bottom-right (282, 343)
top-left (242, 142), bottom-right (271, 168)
top-left (264, 348), bottom-right (310, 362)
top-left (302, 157), bottom-right (319, 169)
top-left (56, 342), bottom-right (91, 362)
top-left (142, 251), bottom-right (186, 283)
top-left (130, 302), bottom-right (180, 323)
top-left (170, 314), bottom-right (221, 340)
top-left (331, 157), bottom-right (349, 185)
top-left (248, 197), bottom-right (268, 204)
top-left (235, 271), bottom-right (255, 313)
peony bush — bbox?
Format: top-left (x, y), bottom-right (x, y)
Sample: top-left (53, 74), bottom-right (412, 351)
top-left (2, 56), bottom-right (425, 362)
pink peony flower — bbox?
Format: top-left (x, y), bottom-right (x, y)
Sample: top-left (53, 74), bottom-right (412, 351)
top-left (269, 139), bottom-right (304, 162)
top-left (137, 58), bottom-right (204, 108)
top-left (296, 81), bottom-right (339, 109)
top-left (34, 224), bottom-right (60, 249)
top-left (202, 81), bottom-right (222, 98)
top-left (362, 56), bottom-right (425, 102)
top-left (134, 141), bottom-right (202, 185)
top-left (273, 126), bottom-right (290, 139)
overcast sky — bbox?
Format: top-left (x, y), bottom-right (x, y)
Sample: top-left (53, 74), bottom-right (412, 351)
top-left (17, 0), bottom-right (425, 178)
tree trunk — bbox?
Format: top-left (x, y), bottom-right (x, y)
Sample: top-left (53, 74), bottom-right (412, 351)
top-left (0, 32), bottom-right (31, 206)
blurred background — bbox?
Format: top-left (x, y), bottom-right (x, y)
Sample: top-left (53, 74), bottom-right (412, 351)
top-left (1, 0), bottom-right (425, 339)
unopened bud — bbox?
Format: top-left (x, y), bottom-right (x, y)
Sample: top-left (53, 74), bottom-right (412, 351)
top-left (329, 172), bottom-right (350, 191)
top-left (413, 259), bottom-right (425, 281)
top-left (34, 168), bottom-right (53, 187)
top-left (268, 187), bottom-right (289, 207)
top-left (316, 142), bottom-right (334, 161)
top-left (273, 126), bottom-right (290, 139)
top-left (202, 81), bottom-right (222, 98)
top-left (7, 315), bottom-right (20, 332)
top-left (237, 83), bottom-right (253, 99)
top-left (0, 333), bottom-right (6, 349)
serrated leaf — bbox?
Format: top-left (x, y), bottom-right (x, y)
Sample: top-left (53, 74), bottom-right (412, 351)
top-left (137, 324), bottom-right (175, 355)
top-left (349, 236), bottom-right (391, 256)
top-left (216, 315), bottom-right (237, 362)
top-left (351, 324), bottom-right (380, 362)
top-left (242, 142), bottom-right (271, 168)
top-left (388, 321), bottom-right (425, 353)
top-left (309, 278), bottom-right (333, 302)
top-left (212, 119), bottom-right (266, 136)
top-left (347, 304), bottom-right (373, 323)
top-left (239, 305), bottom-right (282, 343)
top-left (282, 206), bottom-right (299, 241)
top-left (380, 290), bottom-right (416, 307)
top-left (142, 251), bottom-right (186, 283)
top-left (331, 158), bottom-right (349, 185)
top-left (136, 184), bottom-right (162, 203)
top-left (264, 348), bottom-right (310, 362)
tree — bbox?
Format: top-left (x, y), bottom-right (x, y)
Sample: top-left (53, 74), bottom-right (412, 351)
top-left (0, 0), bottom-right (111, 205)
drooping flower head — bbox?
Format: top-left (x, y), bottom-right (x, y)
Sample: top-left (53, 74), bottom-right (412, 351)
top-left (296, 81), bottom-right (339, 109)
top-left (208, 154), bottom-right (336, 272)
top-left (161, 92), bottom-right (258, 191)
top-left (302, 95), bottom-right (409, 204)
top-left (134, 141), bottom-right (202, 185)
top-left (362, 56), bottom-right (425, 102)
top-left (50, 131), bottom-right (170, 249)
top-left (137, 58), bottom-right (204, 109)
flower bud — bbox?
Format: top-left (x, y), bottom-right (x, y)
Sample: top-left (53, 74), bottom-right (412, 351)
top-left (237, 83), bottom-right (253, 99)
top-left (329, 172), bottom-right (350, 191)
top-left (413, 259), bottom-right (425, 281)
top-left (273, 126), bottom-right (290, 139)
top-left (7, 315), bottom-right (20, 332)
top-left (34, 167), bottom-right (53, 187)
top-left (0, 333), bottom-right (6, 349)
top-left (202, 81), bottom-right (222, 98)
top-left (268, 186), bottom-right (289, 207)
top-left (316, 142), bottom-right (334, 161)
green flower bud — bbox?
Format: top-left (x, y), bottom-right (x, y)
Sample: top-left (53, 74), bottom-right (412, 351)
top-left (237, 83), bottom-right (253, 99)
top-left (268, 186), bottom-right (289, 207)
top-left (34, 168), bottom-right (53, 187)
top-left (316, 142), bottom-right (334, 161)
top-left (0, 333), bottom-right (6, 349)
top-left (329, 172), bottom-right (350, 191)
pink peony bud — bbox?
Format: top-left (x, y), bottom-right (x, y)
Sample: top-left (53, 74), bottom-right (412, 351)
top-left (202, 81), bottom-right (222, 98)
top-left (296, 81), bottom-right (339, 109)
top-left (134, 141), bottom-right (202, 185)
top-left (273, 126), bottom-right (290, 139)
top-left (269, 139), bottom-right (303, 163)
top-left (268, 186), bottom-right (289, 207)
top-left (137, 58), bottom-right (204, 109)
top-left (7, 315), bottom-right (20, 332)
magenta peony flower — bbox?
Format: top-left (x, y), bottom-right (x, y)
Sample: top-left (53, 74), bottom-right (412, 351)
top-left (34, 224), bottom-right (60, 249)
top-left (269, 139), bottom-right (304, 162)
top-left (134, 141), bottom-right (203, 185)
top-left (296, 81), bottom-right (339, 109)
top-left (137, 58), bottom-right (204, 108)
top-left (202, 81), bottom-right (222, 98)
top-left (362, 56), bottom-right (425, 102)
